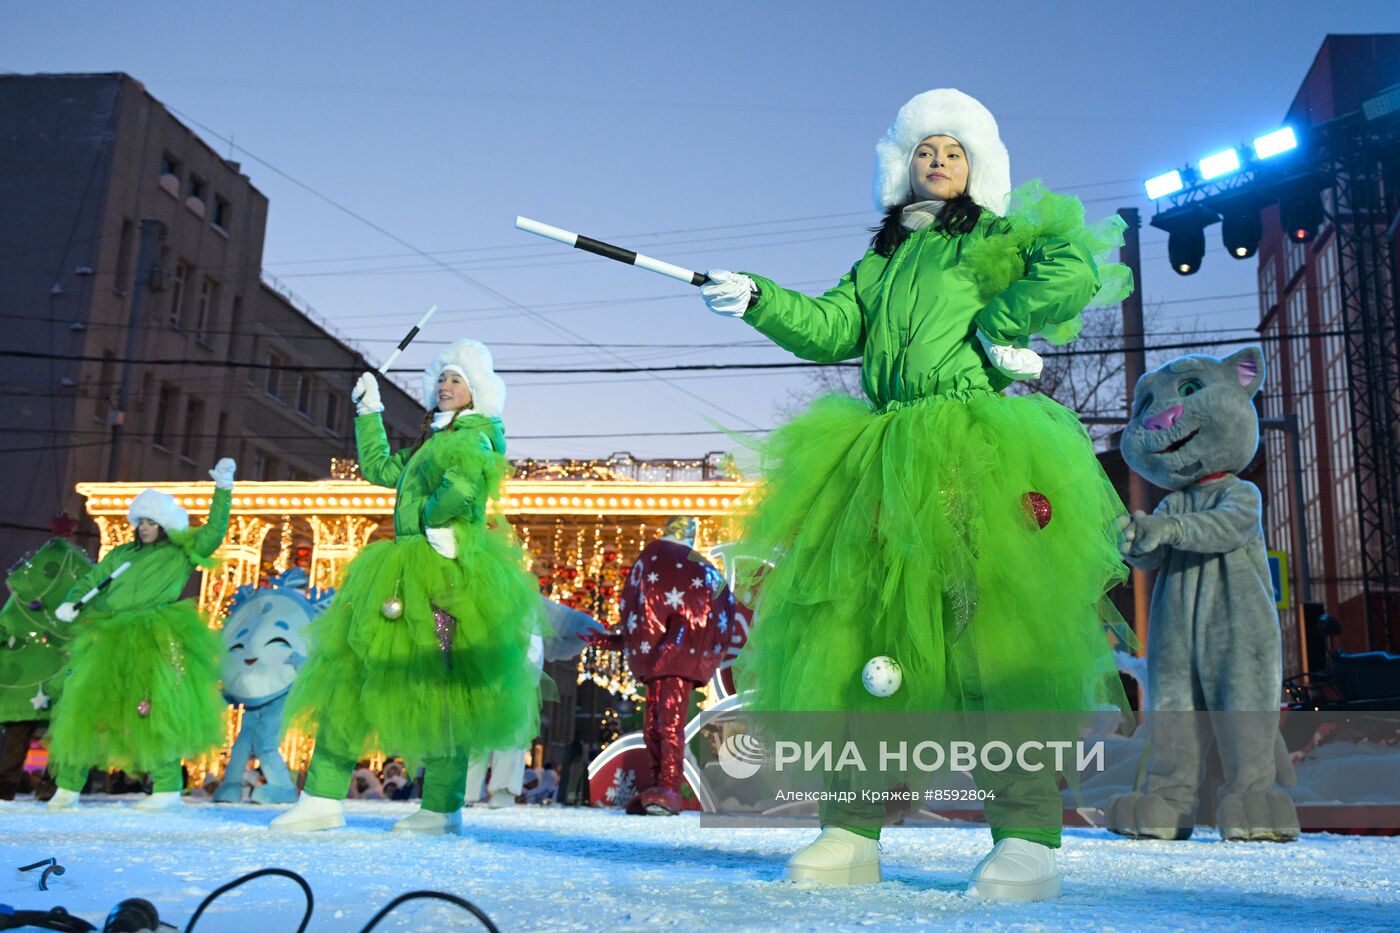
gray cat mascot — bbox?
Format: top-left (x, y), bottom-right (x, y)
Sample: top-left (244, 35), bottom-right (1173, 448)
top-left (1105, 347), bottom-right (1300, 842)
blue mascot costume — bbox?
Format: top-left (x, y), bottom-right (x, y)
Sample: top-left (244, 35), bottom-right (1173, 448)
top-left (214, 569), bottom-right (330, 804)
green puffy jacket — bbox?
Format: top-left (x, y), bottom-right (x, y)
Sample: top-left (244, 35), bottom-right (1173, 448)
top-left (355, 412), bottom-right (507, 539)
top-left (64, 487), bottom-right (231, 613)
top-left (742, 213), bottom-right (1100, 405)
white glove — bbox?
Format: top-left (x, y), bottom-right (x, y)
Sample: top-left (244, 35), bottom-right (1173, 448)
top-left (977, 330), bottom-right (1044, 381)
top-left (56, 602), bottom-right (78, 623)
top-left (700, 270), bottom-right (757, 318)
top-left (425, 526), bottom-right (457, 560)
top-left (352, 371), bottom-right (384, 415)
top-left (209, 457), bottom-right (237, 490)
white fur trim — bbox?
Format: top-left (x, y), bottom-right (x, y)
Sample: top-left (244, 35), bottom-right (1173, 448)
top-left (421, 339), bottom-right (506, 418)
top-left (127, 488), bottom-right (189, 533)
top-left (873, 88), bottom-right (1011, 214)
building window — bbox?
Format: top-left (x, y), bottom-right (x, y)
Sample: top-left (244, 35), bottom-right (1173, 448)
top-left (181, 396), bottom-right (205, 461)
top-left (160, 153), bottom-right (180, 177)
top-left (1257, 258), bottom-right (1277, 319)
top-left (169, 260), bottom-right (191, 327)
top-left (195, 276), bottom-right (218, 343)
top-left (94, 350), bottom-right (117, 423)
top-left (228, 295), bottom-right (243, 354)
top-left (295, 372), bottom-right (313, 417)
top-left (323, 388), bottom-right (341, 435)
top-left (1259, 318), bottom-right (1289, 552)
top-left (215, 411), bottom-right (228, 457)
top-left (153, 384), bottom-right (177, 449)
top-left (265, 351), bottom-right (286, 399)
top-left (187, 174), bottom-right (206, 201)
top-left (1285, 236), bottom-right (1306, 281)
top-left (114, 218), bottom-right (135, 294)
top-left (212, 195), bottom-right (232, 232)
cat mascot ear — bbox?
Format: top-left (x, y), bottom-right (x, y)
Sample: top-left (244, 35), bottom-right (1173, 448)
top-left (1223, 346), bottom-right (1266, 398)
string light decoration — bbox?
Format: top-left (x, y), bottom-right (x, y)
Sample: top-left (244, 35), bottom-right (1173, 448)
top-left (74, 455), bottom-right (754, 768)
top-left (272, 515), bottom-right (294, 574)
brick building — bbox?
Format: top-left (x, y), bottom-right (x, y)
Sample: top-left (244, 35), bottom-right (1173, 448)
top-left (0, 73), bottom-right (421, 570)
top-left (1255, 35), bottom-right (1400, 663)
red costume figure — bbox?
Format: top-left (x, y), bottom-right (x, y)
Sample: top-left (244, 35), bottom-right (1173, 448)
top-left (598, 518), bottom-right (736, 815)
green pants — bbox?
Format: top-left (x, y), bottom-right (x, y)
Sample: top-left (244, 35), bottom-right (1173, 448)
top-left (57, 761), bottom-right (182, 794)
top-left (820, 614), bottom-right (1066, 849)
top-left (820, 752), bottom-right (1064, 848)
top-left (303, 747), bottom-right (469, 813)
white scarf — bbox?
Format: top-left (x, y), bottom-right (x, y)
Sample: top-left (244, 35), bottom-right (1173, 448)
top-left (900, 199), bottom-right (948, 231)
top-left (431, 408), bottom-right (472, 432)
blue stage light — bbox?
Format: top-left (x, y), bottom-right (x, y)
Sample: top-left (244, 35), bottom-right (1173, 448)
top-left (1198, 148), bottom-right (1242, 180)
top-left (1252, 127), bottom-right (1298, 160)
top-left (1145, 170), bottom-right (1184, 200)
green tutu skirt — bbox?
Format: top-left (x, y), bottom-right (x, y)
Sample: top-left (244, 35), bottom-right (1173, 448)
top-left (45, 600), bottom-right (225, 775)
top-left (732, 390), bottom-right (1130, 715)
top-left (284, 522), bottom-right (541, 763)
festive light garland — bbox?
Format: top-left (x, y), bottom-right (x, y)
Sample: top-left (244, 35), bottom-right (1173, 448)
top-left (73, 459), bottom-right (754, 773)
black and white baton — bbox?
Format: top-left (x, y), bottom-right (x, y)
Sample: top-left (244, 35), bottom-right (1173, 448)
top-left (378, 304), bottom-right (439, 375)
top-left (72, 561), bottom-right (132, 612)
top-left (515, 217), bottom-right (711, 286)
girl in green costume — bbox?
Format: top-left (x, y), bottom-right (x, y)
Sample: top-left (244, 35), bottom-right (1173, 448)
top-left (46, 459), bottom-right (236, 812)
top-left (700, 89), bottom-right (1132, 898)
top-left (274, 339), bottom-right (540, 835)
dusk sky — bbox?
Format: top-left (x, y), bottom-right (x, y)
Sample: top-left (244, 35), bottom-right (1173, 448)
top-left (5, 1), bottom-right (1397, 459)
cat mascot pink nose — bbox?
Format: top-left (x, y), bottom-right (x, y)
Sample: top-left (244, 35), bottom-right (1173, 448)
top-left (1144, 404), bottom-right (1184, 432)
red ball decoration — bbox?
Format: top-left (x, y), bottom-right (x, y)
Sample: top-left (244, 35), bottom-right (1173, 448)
top-left (1022, 491), bottom-right (1052, 529)
top-left (603, 550), bottom-right (619, 563)
top-left (539, 575), bottom-right (554, 588)
top-left (136, 698), bottom-right (152, 718)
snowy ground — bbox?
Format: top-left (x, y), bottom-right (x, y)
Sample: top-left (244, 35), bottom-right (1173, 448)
top-left (3, 797), bottom-right (1398, 932)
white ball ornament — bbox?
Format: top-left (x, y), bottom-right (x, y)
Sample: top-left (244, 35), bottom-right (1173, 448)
top-left (381, 597), bottom-right (404, 620)
top-left (862, 655), bottom-right (902, 697)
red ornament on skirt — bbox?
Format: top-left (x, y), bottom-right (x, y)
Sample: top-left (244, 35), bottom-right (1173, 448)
top-left (1022, 491), bottom-right (1052, 529)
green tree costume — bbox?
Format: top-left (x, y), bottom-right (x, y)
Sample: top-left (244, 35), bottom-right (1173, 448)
top-left (731, 183), bottom-right (1132, 847)
top-left (0, 538), bottom-right (93, 798)
top-left (46, 489), bottom-right (231, 793)
top-left (284, 411), bottom-right (540, 813)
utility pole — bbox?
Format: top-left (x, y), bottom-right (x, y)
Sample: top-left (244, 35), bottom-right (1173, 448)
top-left (1117, 208), bottom-right (1152, 653)
top-left (107, 219), bottom-right (167, 482)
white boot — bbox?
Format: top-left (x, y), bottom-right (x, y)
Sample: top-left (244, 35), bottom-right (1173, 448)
top-left (487, 789), bottom-right (516, 809)
top-left (967, 838), bottom-right (1061, 900)
top-left (269, 794), bottom-right (344, 832)
top-left (782, 827), bottom-right (882, 885)
top-left (133, 791), bottom-right (181, 812)
top-left (392, 807), bottom-right (462, 835)
top-left (46, 788), bottom-right (81, 811)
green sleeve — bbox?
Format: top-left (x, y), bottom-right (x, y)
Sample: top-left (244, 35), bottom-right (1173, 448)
top-left (740, 264), bottom-right (865, 364)
top-left (192, 486), bottom-right (232, 558)
top-left (355, 413), bottom-right (413, 489)
top-left (423, 430), bottom-right (490, 528)
top-left (65, 546), bottom-right (121, 603)
top-left (974, 235), bottom-right (1101, 346)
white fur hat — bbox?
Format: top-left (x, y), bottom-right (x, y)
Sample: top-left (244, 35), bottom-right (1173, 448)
top-left (127, 488), bottom-right (189, 533)
top-left (873, 88), bottom-right (1011, 214)
top-left (421, 338), bottom-right (506, 418)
